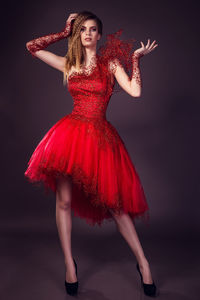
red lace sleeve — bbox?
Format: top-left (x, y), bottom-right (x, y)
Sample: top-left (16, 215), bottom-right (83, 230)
top-left (97, 29), bottom-right (136, 94)
top-left (26, 22), bottom-right (72, 58)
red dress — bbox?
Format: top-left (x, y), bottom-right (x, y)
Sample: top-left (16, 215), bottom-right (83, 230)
top-left (24, 30), bottom-right (149, 226)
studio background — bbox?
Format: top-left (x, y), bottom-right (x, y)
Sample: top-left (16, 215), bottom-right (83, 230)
top-left (1, 1), bottom-right (199, 299)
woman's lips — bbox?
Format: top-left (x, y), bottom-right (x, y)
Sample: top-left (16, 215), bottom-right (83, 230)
top-left (85, 38), bottom-right (92, 41)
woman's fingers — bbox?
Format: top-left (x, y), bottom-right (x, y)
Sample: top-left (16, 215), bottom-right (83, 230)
top-left (146, 38), bottom-right (150, 48)
top-left (150, 42), bottom-right (158, 51)
top-left (140, 41), bottom-right (145, 48)
top-left (69, 13), bottom-right (78, 17)
top-left (148, 40), bottom-right (156, 50)
top-left (138, 39), bottom-right (158, 56)
top-left (67, 13), bottom-right (78, 23)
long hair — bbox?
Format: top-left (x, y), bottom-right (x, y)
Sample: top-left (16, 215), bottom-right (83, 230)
top-left (63, 11), bottom-right (103, 85)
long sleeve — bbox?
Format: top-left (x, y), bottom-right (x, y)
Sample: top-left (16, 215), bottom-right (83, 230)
top-left (26, 22), bottom-right (72, 58)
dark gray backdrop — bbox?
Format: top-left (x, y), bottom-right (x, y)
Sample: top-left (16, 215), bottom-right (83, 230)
top-left (1, 1), bottom-right (199, 299)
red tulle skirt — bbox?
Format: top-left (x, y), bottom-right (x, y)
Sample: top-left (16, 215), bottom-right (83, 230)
top-left (24, 113), bottom-right (149, 226)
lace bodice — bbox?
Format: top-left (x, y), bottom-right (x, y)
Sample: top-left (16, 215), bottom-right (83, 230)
top-left (67, 54), bottom-right (114, 119)
top-left (67, 29), bottom-right (139, 120)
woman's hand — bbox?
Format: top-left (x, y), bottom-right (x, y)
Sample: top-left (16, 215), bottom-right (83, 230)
top-left (64, 13), bottom-right (78, 36)
top-left (134, 39), bottom-right (158, 58)
top-left (65, 13), bottom-right (78, 27)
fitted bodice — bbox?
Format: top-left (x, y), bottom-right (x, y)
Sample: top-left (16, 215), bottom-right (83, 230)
top-left (66, 29), bottom-right (135, 120)
top-left (67, 57), bottom-right (114, 120)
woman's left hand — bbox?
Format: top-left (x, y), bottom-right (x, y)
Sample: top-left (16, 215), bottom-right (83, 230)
top-left (134, 39), bottom-right (158, 57)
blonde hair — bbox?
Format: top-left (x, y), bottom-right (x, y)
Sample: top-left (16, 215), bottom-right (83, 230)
top-left (63, 11), bottom-right (103, 85)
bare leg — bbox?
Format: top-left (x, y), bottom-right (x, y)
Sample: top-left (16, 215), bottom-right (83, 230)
top-left (56, 175), bottom-right (77, 283)
top-left (109, 209), bottom-right (153, 284)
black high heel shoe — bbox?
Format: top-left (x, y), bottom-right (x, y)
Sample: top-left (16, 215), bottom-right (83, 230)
top-left (136, 263), bottom-right (157, 297)
top-left (65, 258), bottom-right (79, 295)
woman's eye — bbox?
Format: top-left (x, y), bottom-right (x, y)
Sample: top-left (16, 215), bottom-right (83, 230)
top-left (80, 27), bottom-right (96, 32)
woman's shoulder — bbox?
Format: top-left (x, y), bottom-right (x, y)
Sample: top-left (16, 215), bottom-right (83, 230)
top-left (97, 29), bottom-right (136, 74)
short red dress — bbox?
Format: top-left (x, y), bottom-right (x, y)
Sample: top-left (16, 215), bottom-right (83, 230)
top-left (24, 29), bottom-right (149, 226)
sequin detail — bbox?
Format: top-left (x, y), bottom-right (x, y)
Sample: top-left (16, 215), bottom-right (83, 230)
top-left (131, 52), bottom-right (144, 87)
top-left (68, 55), bottom-right (98, 80)
top-left (26, 22), bottom-right (71, 58)
top-left (97, 29), bottom-right (136, 94)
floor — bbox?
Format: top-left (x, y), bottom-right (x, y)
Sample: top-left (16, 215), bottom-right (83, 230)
top-left (1, 214), bottom-right (199, 300)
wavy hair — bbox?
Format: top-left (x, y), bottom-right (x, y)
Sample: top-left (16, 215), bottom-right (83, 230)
top-left (63, 11), bottom-right (103, 85)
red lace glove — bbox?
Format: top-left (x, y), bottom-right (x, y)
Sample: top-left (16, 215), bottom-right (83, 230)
top-left (131, 52), bottom-right (144, 87)
top-left (26, 21), bottom-right (72, 58)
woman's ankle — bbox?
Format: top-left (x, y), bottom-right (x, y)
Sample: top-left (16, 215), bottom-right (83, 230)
top-left (65, 257), bottom-right (75, 268)
top-left (137, 256), bottom-right (149, 268)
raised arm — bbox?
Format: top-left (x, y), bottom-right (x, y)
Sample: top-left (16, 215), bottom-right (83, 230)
top-left (111, 38), bottom-right (158, 98)
top-left (26, 13), bottom-right (78, 72)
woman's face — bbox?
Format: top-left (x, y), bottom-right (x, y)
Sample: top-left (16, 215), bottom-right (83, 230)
top-left (80, 19), bottom-right (101, 48)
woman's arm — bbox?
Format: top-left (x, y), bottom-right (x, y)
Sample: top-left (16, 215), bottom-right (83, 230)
top-left (111, 38), bottom-right (158, 98)
top-left (26, 13), bottom-right (78, 72)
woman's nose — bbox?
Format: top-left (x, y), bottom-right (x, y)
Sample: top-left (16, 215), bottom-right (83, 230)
top-left (86, 30), bottom-right (91, 36)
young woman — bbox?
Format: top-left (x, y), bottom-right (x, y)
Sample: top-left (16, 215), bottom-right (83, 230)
top-left (25, 11), bottom-right (158, 297)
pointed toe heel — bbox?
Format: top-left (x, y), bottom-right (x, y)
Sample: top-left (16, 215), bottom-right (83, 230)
top-left (65, 258), bottom-right (79, 295)
top-left (136, 263), bottom-right (157, 297)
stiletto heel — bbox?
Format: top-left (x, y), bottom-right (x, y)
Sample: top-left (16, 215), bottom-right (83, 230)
top-left (65, 258), bottom-right (79, 295)
top-left (136, 263), bottom-right (157, 297)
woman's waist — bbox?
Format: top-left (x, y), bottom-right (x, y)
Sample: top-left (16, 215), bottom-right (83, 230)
top-left (70, 107), bottom-right (107, 119)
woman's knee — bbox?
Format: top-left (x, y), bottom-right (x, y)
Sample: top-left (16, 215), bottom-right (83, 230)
top-left (109, 208), bottom-right (125, 220)
top-left (56, 176), bottom-right (72, 210)
top-left (56, 198), bottom-right (71, 210)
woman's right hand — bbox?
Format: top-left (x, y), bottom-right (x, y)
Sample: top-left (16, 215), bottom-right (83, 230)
top-left (64, 13), bottom-right (78, 36)
top-left (63, 13), bottom-right (78, 36)
top-left (65, 13), bottom-right (78, 29)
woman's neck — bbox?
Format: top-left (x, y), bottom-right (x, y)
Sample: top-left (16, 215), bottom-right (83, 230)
top-left (83, 47), bottom-right (97, 66)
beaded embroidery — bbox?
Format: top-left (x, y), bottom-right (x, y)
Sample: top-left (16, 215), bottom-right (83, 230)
top-left (26, 22), bottom-right (72, 58)
top-left (131, 52), bottom-right (144, 87)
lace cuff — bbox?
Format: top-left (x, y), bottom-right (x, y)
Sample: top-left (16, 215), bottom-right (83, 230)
top-left (131, 52), bottom-right (144, 87)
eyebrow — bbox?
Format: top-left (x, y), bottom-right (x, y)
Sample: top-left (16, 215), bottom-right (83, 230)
top-left (81, 25), bottom-right (97, 28)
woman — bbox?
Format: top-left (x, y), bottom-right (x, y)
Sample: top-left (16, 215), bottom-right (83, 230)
top-left (25, 11), bottom-right (158, 297)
